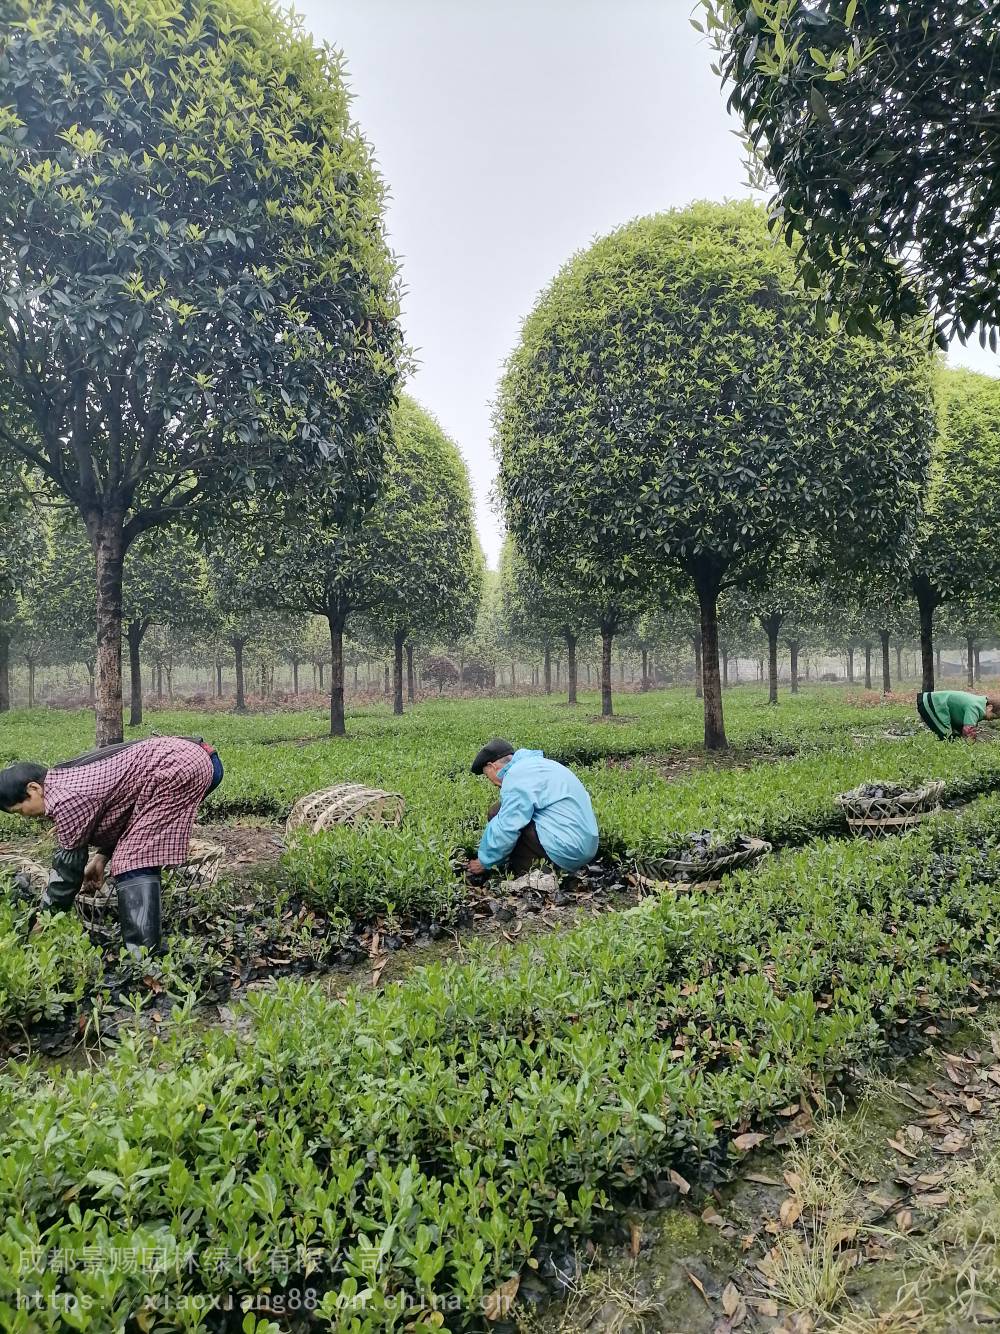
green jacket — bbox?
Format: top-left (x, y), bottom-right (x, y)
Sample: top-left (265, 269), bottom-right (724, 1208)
top-left (919, 690), bottom-right (988, 740)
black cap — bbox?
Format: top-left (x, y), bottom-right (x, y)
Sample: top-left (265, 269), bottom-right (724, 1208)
top-left (471, 738), bottom-right (515, 775)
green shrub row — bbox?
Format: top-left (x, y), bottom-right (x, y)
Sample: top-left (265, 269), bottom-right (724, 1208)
top-left (3, 799), bottom-right (1000, 1330)
top-left (0, 876), bottom-right (102, 1034)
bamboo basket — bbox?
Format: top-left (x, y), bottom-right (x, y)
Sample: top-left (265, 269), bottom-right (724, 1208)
top-left (165, 839), bottom-right (226, 890)
top-left (286, 784), bottom-right (405, 835)
top-left (636, 837), bottom-right (771, 886)
top-left (835, 780), bottom-right (945, 837)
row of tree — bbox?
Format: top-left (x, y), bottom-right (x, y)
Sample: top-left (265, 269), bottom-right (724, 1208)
top-left (493, 202), bottom-right (1000, 749)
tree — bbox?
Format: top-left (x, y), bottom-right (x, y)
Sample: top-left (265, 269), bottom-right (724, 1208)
top-left (0, 0), bottom-right (401, 744)
top-left (704, 0), bottom-right (1000, 343)
top-left (254, 397), bottom-right (481, 735)
top-left (498, 541), bottom-right (594, 704)
top-left (497, 201), bottom-right (933, 749)
top-left (910, 368), bottom-right (1000, 692)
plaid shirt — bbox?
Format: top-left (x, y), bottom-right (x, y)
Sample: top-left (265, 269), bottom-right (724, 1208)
top-left (43, 737), bottom-right (214, 877)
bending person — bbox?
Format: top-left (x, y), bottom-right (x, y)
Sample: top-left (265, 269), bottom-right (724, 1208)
top-left (467, 738), bottom-right (599, 878)
top-left (0, 735), bottom-right (223, 954)
top-left (916, 689), bottom-right (1000, 741)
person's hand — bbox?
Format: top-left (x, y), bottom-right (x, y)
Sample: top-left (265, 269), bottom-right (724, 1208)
top-left (82, 853), bottom-right (108, 891)
top-left (466, 858), bottom-right (486, 877)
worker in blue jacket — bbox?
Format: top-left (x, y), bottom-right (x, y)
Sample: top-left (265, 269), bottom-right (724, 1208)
top-left (467, 738), bottom-right (600, 877)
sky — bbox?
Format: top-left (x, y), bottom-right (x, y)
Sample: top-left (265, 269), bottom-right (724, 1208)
top-left (293, 0), bottom-right (998, 568)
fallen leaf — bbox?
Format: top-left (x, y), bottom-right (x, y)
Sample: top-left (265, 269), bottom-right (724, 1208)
top-left (669, 1169), bottom-right (691, 1195)
top-left (629, 1222), bottom-right (641, 1258)
top-left (783, 1170), bottom-right (803, 1191)
top-left (753, 1299), bottom-right (780, 1318)
top-left (482, 1274), bottom-right (519, 1322)
top-left (779, 1198), bottom-right (802, 1228)
top-left (917, 1171), bottom-right (947, 1186)
top-left (777, 1103), bottom-right (800, 1117)
top-left (142, 974), bottom-right (163, 994)
top-left (687, 1270), bottom-right (709, 1303)
top-left (986, 1068), bottom-right (1000, 1087)
top-left (744, 1171), bottom-right (782, 1186)
top-left (966, 1096), bottom-right (983, 1114)
top-left (936, 1130), bottom-right (969, 1155)
top-left (904, 1123), bottom-right (924, 1143)
top-left (945, 1064), bottom-right (965, 1086)
top-left (887, 1137), bottom-right (917, 1159)
top-left (915, 1191), bottom-right (950, 1207)
top-left (732, 1132), bottom-right (766, 1152)
top-left (722, 1281), bottom-right (741, 1316)
top-left (895, 1208), bottom-right (913, 1234)
top-left (702, 1206), bottom-right (726, 1227)
top-left (826, 1223), bottom-right (857, 1248)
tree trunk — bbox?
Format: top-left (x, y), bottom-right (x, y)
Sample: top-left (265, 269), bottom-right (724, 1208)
top-left (0, 630), bottom-right (9, 713)
top-left (544, 644), bottom-right (552, 695)
top-left (407, 643), bottom-right (415, 704)
top-left (864, 643), bottom-right (873, 691)
top-left (93, 521), bottom-right (125, 745)
top-left (392, 628), bottom-right (405, 716)
top-left (967, 635), bottom-right (975, 689)
top-left (510, 659), bottom-right (517, 691)
top-left (233, 640), bottom-right (247, 712)
top-left (693, 634), bottom-right (703, 700)
top-left (641, 647), bottom-right (649, 691)
top-left (600, 624), bottom-right (614, 717)
top-left (935, 645), bottom-right (942, 682)
top-left (722, 648), bottom-right (730, 689)
top-left (789, 641), bottom-right (801, 695)
top-left (292, 660), bottom-right (299, 695)
top-left (566, 631), bottom-right (578, 705)
top-left (915, 582), bottom-right (936, 692)
top-left (327, 612), bottom-right (347, 736)
top-left (155, 662), bottom-right (163, 698)
top-left (383, 664), bottom-right (390, 697)
top-left (216, 661), bottom-right (223, 697)
top-left (975, 646), bottom-right (982, 682)
top-left (880, 630), bottom-right (891, 693)
top-left (27, 659), bottom-right (35, 710)
top-left (166, 661), bottom-right (173, 700)
top-left (761, 614), bottom-right (781, 705)
top-left (896, 644), bottom-right (903, 683)
top-left (86, 663), bottom-right (96, 706)
top-left (846, 646), bottom-right (855, 686)
top-left (695, 573), bottom-right (727, 750)
top-left (127, 621), bottom-right (144, 727)
top-left (585, 662), bottom-right (591, 686)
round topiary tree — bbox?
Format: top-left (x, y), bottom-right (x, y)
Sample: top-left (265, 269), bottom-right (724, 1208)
top-left (910, 366), bottom-right (1000, 691)
top-left (0, 0), bottom-right (401, 743)
top-left (496, 200), bottom-right (933, 749)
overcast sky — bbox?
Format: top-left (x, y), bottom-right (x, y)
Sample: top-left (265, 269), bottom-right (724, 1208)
top-left (295, 0), bottom-right (998, 567)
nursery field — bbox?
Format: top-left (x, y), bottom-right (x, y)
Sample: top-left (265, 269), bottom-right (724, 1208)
top-left (3, 687), bottom-right (1000, 1331)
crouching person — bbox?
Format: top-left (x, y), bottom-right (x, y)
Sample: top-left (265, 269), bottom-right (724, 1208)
top-left (0, 736), bottom-right (223, 955)
top-left (467, 738), bottom-right (599, 879)
top-left (917, 689), bottom-right (1000, 741)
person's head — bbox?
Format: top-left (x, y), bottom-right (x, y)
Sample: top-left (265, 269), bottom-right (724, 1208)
top-left (0, 762), bottom-right (49, 818)
top-left (986, 694), bottom-right (1000, 720)
top-left (471, 739), bottom-right (515, 788)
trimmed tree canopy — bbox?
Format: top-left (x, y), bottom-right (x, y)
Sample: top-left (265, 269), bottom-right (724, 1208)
top-left (496, 200), bottom-right (934, 748)
top-left (912, 366), bottom-right (1000, 690)
top-left (255, 395), bottom-right (482, 734)
top-left (0, 0), bottom-right (401, 741)
top-left (703, 0), bottom-right (1000, 343)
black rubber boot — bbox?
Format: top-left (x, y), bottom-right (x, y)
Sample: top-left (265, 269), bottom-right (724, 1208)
top-left (116, 873), bottom-right (162, 956)
top-left (40, 846), bottom-right (88, 913)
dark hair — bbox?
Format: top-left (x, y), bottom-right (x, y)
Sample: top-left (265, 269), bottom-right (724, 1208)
top-left (0, 762), bottom-right (48, 811)
top-left (471, 739), bottom-right (515, 775)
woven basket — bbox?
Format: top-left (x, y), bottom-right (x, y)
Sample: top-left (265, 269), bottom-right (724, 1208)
top-left (835, 780), bottom-right (945, 836)
top-left (637, 837), bottom-right (772, 886)
top-left (165, 839), bottom-right (226, 890)
top-left (286, 784), bottom-right (405, 835)
top-left (0, 854), bottom-right (48, 892)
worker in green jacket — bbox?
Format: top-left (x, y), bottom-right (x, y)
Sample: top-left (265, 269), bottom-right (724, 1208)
top-left (917, 689), bottom-right (1000, 741)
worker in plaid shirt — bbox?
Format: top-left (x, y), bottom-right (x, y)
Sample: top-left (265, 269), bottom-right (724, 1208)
top-left (0, 736), bottom-right (223, 954)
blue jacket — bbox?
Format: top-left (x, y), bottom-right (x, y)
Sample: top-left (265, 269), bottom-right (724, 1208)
top-left (477, 749), bottom-right (600, 872)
